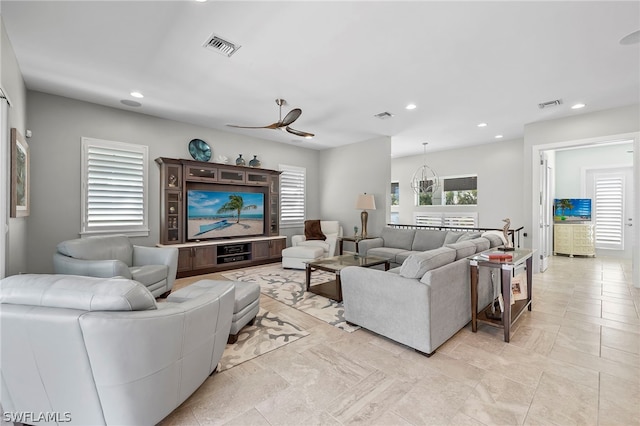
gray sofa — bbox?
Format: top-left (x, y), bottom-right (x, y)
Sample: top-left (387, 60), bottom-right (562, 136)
top-left (53, 235), bottom-right (178, 298)
top-left (0, 273), bottom-right (234, 426)
top-left (357, 227), bottom-right (505, 267)
top-left (341, 228), bottom-right (504, 356)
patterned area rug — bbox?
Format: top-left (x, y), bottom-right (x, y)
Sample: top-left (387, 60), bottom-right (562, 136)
top-left (221, 264), bottom-right (360, 332)
top-left (218, 307), bottom-right (308, 372)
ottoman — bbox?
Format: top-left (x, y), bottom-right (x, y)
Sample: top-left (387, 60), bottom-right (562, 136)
top-left (228, 281), bottom-right (261, 343)
top-left (168, 280), bottom-right (260, 344)
top-left (282, 246), bottom-right (325, 269)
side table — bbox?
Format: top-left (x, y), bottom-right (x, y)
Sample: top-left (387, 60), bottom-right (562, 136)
top-left (338, 236), bottom-right (375, 255)
top-left (468, 249), bottom-right (535, 342)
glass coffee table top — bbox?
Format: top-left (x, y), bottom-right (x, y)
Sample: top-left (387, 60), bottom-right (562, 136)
top-left (306, 254), bottom-right (390, 271)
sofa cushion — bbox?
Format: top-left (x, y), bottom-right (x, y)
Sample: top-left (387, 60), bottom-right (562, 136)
top-left (457, 232), bottom-right (482, 242)
top-left (446, 240), bottom-right (478, 260)
top-left (57, 235), bottom-right (134, 266)
top-left (470, 237), bottom-right (491, 253)
top-left (444, 232), bottom-right (464, 244)
top-left (0, 274), bottom-right (157, 311)
top-left (368, 247), bottom-right (408, 264)
top-left (399, 247), bottom-right (457, 279)
top-left (411, 229), bottom-right (448, 251)
top-left (380, 228), bottom-right (416, 251)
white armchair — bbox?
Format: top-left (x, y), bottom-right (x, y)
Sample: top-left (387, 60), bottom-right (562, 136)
top-left (291, 220), bottom-right (343, 257)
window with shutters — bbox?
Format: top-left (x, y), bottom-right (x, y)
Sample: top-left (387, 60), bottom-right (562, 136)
top-left (417, 175), bottom-right (477, 206)
top-left (594, 174), bottom-right (624, 250)
top-left (279, 164), bottom-right (306, 228)
top-left (81, 137), bottom-right (149, 236)
top-left (413, 212), bottom-right (478, 227)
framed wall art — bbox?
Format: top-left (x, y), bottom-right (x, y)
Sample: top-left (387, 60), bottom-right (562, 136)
top-left (10, 128), bottom-right (29, 217)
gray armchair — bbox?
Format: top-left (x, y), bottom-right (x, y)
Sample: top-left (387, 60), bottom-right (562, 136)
top-left (53, 235), bottom-right (178, 298)
top-left (0, 273), bottom-right (234, 426)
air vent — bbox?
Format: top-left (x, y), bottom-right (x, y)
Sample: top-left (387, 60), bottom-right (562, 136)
top-left (374, 111), bottom-right (394, 120)
top-left (203, 33), bottom-right (241, 57)
top-left (538, 99), bottom-right (563, 109)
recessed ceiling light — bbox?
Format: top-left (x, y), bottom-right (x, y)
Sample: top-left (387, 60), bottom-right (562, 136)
top-left (304, 135), bottom-right (313, 139)
top-left (477, 123), bottom-right (487, 128)
top-left (571, 103), bottom-right (586, 109)
top-left (130, 91), bottom-right (144, 98)
top-left (495, 135), bottom-right (503, 139)
top-left (405, 104), bottom-right (417, 110)
top-left (195, 0), bottom-right (207, 3)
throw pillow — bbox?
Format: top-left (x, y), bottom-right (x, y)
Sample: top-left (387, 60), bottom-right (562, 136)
top-left (399, 247), bottom-right (456, 279)
top-left (304, 220), bottom-right (326, 241)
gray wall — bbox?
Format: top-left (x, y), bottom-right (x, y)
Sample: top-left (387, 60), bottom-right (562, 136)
top-left (1, 17), bottom-right (28, 277)
top-left (25, 91), bottom-right (323, 273)
top-left (319, 136), bottom-right (391, 242)
top-left (391, 138), bottom-right (525, 232)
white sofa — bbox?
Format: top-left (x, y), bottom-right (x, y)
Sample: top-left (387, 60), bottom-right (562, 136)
top-left (0, 274), bottom-right (233, 425)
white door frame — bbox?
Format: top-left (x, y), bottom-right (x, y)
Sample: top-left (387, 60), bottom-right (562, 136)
top-left (530, 131), bottom-right (640, 288)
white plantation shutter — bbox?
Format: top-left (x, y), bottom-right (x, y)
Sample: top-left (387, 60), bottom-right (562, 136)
top-left (413, 212), bottom-right (478, 227)
top-left (594, 174), bottom-right (624, 250)
top-left (279, 164), bottom-right (306, 228)
top-left (81, 138), bottom-right (149, 236)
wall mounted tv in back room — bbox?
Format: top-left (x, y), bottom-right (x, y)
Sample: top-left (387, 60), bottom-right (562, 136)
top-left (187, 189), bottom-right (265, 241)
top-left (553, 198), bottom-right (592, 222)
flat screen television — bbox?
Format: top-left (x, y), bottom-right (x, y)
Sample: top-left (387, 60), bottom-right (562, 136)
top-left (553, 198), bottom-right (592, 222)
top-left (187, 189), bottom-right (265, 240)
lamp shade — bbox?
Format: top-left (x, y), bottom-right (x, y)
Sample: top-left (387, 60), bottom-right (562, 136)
top-left (355, 194), bottom-right (376, 210)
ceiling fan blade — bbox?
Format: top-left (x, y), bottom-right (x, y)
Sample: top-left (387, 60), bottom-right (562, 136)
top-left (281, 108), bottom-right (302, 126)
top-left (227, 122), bottom-right (281, 130)
top-left (286, 126), bottom-right (314, 138)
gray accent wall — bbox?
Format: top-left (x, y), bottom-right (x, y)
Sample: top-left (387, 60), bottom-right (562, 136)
top-left (319, 136), bottom-right (391, 240)
top-left (25, 91), bottom-right (323, 273)
top-left (391, 138), bottom-right (525, 232)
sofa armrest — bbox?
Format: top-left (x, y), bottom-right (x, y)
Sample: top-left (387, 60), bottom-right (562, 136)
top-left (133, 245), bottom-right (179, 290)
top-left (52, 253), bottom-right (132, 279)
top-left (356, 237), bottom-right (383, 255)
top-left (291, 234), bottom-right (306, 246)
top-left (419, 258), bottom-right (472, 349)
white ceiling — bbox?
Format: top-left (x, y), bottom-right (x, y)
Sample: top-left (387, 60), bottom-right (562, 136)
top-left (2, 1), bottom-right (639, 157)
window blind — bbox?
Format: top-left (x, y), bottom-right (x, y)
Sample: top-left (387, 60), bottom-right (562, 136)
top-left (81, 138), bottom-right (149, 236)
top-left (279, 164), bottom-right (306, 228)
top-left (594, 175), bottom-right (624, 250)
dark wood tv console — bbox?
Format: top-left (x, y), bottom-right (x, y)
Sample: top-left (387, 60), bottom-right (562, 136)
top-left (156, 157), bottom-right (285, 277)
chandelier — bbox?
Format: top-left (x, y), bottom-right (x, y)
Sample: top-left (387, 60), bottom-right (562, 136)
top-left (410, 142), bottom-right (440, 195)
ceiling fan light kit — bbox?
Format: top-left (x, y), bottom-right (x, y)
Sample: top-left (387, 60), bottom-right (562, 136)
top-left (227, 99), bottom-right (314, 139)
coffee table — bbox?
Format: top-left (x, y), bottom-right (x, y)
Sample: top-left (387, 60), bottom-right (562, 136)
top-left (305, 254), bottom-right (390, 302)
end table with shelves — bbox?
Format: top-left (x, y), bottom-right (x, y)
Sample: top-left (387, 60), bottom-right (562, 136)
top-left (338, 236), bottom-right (376, 255)
top-left (468, 248), bottom-right (535, 342)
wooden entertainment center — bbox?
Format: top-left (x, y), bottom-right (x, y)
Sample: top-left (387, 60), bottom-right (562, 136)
top-left (156, 157), bottom-right (285, 277)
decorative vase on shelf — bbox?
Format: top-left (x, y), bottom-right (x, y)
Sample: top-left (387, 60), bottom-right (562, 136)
top-left (235, 154), bottom-right (246, 166)
top-left (249, 155), bottom-right (261, 167)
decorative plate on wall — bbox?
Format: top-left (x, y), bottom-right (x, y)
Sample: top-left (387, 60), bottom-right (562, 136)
top-left (188, 139), bottom-right (212, 162)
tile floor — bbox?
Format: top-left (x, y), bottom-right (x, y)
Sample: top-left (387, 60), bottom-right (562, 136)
top-left (161, 255), bottom-right (639, 426)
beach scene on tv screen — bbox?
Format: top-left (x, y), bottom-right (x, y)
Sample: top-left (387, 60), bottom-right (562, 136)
top-left (187, 190), bottom-right (264, 239)
top-left (553, 198), bottom-right (592, 222)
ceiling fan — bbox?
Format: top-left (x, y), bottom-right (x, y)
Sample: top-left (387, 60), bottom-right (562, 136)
top-left (227, 99), bottom-right (314, 139)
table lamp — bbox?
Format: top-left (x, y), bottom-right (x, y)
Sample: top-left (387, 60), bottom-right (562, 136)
top-left (355, 193), bottom-right (376, 238)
